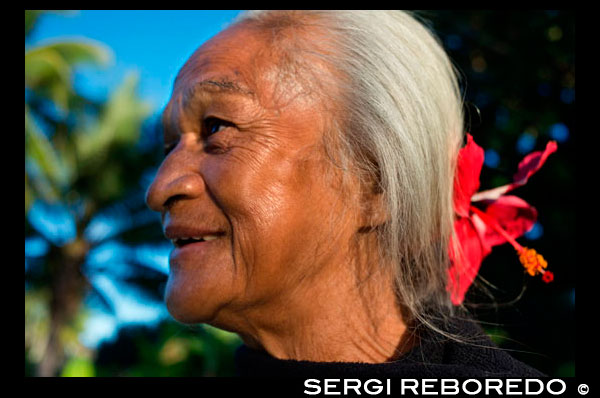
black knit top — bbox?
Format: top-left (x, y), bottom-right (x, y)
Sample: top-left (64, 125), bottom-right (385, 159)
top-left (234, 314), bottom-right (545, 377)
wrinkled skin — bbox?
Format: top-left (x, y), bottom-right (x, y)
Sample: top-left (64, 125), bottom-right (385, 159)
top-left (146, 22), bottom-right (410, 362)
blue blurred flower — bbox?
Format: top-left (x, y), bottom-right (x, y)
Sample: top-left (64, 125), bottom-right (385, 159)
top-left (524, 222), bottom-right (544, 240)
top-left (516, 132), bottom-right (537, 154)
top-left (560, 88), bottom-right (575, 104)
top-left (571, 289), bottom-right (575, 307)
top-left (445, 34), bottom-right (463, 50)
top-left (484, 149), bottom-right (500, 168)
top-left (549, 122), bottom-right (570, 143)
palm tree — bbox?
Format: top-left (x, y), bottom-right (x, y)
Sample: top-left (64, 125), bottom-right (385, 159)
top-left (25, 10), bottom-right (162, 376)
top-left (25, 10), bottom-right (245, 377)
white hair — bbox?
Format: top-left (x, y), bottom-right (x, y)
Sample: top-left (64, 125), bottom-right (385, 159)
top-left (233, 11), bottom-right (465, 335)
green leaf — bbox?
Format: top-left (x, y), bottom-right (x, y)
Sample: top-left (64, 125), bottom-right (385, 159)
top-left (25, 47), bottom-right (72, 109)
top-left (60, 357), bottom-right (96, 377)
top-left (50, 41), bottom-right (112, 66)
top-left (26, 10), bottom-right (78, 38)
top-left (25, 289), bottom-right (52, 364)
top-left (483, 327), bottom-right (509, 346)
top-left (25, 10), bottom-right (45, 37)
top-left (25, 106), bottom-right (70, 192)
top-left (25, 40), bottom-right (113, 111)
top-left (556, 361), bottom-right (575, 377)
top-left (75, 72), bottom-right (151, 172)
top-left (25, 173), bottom-right (34, 215)
top-left (204, 324), bottom-right (241, 345)
top-left (25, 161), bottom-right (60, 204)
top-left (106, 72), bottom-right (152, 144)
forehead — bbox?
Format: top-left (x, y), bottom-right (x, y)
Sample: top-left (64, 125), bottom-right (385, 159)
top-left (162, 21), bottom-right (341, 138)
top-left (171, 24), bottom-right (296, 109)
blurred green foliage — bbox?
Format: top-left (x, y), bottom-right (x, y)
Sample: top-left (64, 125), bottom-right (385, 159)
top-left (93, 323), bottom-right (239, 376)
top-left (25, 10), bottom-right (574, 377)
top-left (24, 10), bottom-right (241, 377)
top-left (25, 8), bottom-right (151, 376)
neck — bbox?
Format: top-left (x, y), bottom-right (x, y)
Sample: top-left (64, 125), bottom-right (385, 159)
top-left (221, 246), bottom-right (414, 363)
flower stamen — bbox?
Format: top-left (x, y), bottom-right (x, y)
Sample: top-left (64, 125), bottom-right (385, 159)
top-left (470, 205), bottom-right (553, 283)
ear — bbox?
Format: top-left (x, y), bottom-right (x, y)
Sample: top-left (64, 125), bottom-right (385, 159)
top-left (359, 188), bottom-right (389, 230)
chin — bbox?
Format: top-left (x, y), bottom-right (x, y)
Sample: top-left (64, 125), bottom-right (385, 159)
top-left (163, 273), bottom-right (225, 324)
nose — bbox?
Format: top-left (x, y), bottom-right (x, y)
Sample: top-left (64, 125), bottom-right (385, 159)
top-left (145, 143), bottom-right (206, 213)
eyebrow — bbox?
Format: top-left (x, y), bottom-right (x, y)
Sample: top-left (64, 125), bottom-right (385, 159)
top-left (181, 79), bottom-right (256, 109)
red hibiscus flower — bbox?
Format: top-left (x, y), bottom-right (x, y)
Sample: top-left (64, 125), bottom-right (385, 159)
top-left (447, 134), bottom-right (558, 305)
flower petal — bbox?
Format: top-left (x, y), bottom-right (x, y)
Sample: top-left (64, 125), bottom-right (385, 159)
top-left (513, 140), bottom-right (558, 185)
top-left (447, 215), bottom-right (491, 304)
top-left (471, 141), bottom-right (557, 202)
top-left (454, 134), bottom-right (485, 217)
top-left (478, 196), bottom-right (538, 248)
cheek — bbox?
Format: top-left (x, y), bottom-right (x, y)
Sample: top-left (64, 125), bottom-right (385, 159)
top-left (201, 139), bottom-right (292, 227)
top-left (198, 136), bottom-right (351, 298)
top-left (203, 152), bottom-right (293, 265)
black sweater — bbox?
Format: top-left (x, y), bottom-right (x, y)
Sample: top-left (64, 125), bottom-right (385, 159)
top-left (234, 315), bottom-right (545, 377)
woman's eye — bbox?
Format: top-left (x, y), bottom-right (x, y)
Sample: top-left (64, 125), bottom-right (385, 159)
top-left (204, 117), bottom-right (232, 136)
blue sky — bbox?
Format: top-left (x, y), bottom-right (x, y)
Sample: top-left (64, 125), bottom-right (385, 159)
top-left (26, 10), bottom-right (244, 349)
top-left (27, 10), bottom-right (242, 112)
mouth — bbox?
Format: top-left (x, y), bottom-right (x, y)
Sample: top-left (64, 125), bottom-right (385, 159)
top-left (171, 234), bottom-right (221, 248)
top-left (164, 224), bottom-right (226, 249)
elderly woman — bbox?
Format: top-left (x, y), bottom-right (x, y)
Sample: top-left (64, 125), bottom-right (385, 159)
top-left (146, 10), bottom-right (545, 377)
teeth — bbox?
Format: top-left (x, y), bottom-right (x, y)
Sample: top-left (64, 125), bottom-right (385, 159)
top-left (203, 235), bottom-right (219, 241)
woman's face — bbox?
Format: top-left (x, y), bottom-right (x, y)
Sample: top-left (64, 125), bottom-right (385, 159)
top-left (145, 24), bottom-right (360, 328)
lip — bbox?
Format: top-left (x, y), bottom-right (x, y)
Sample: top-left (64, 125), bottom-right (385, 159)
top-left (170, 238), bottom-right (218, 262)
top-left (164, 223), bottom-right (226, 268)
top-left (164, 224), bottom-right (225, 241)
